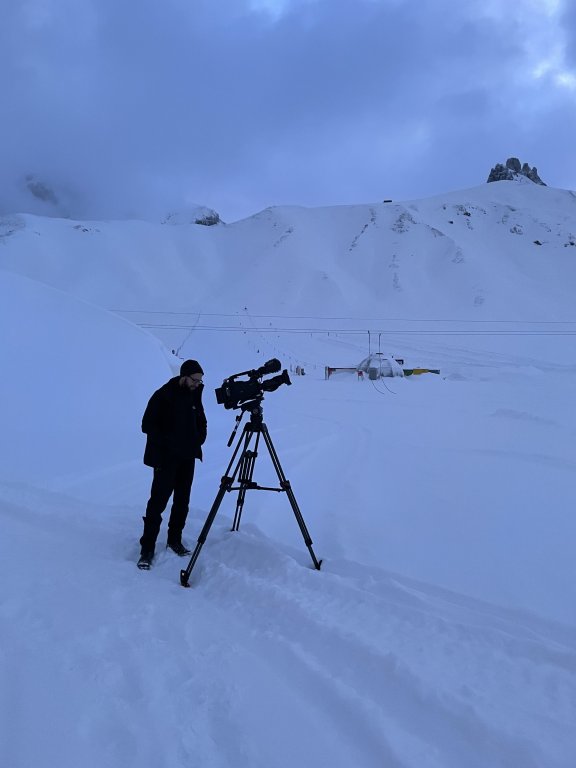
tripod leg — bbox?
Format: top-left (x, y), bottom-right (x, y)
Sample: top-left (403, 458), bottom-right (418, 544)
top-left (232, 430), bottom-right (260, 531)
top-left (180, 423), bottom-right (253, 587)
top-left (261, 425), bottom-right (322, 571)
top-left (180, 479), bottom-right (232, 586)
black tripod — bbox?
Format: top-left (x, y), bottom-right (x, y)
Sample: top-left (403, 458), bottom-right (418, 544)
top-left (180, 397), bottom-right (322, 587)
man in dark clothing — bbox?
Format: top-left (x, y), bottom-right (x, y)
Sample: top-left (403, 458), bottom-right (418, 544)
top-left (138, 359), bottom-right (207, 570)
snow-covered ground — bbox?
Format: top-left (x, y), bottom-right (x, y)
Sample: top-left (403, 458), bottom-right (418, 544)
top-left (1, 181), bottom-right (575, 767)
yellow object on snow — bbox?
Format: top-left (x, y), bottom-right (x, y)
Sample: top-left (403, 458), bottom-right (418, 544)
top-left (403, 368), bottom-right (440, 376)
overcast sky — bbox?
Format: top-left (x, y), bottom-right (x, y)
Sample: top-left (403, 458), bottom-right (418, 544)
top-left (2, 0), bottom-right (575, 222)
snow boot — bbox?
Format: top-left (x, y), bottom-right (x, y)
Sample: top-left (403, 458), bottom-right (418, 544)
top-left (137, 550), bottom-right (154, 570)
top-left (167, 539), bottom-right (191, 557)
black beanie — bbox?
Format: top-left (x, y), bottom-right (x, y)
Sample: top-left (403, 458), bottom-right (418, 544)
top-left (180, 359), bottom-right (204, 377)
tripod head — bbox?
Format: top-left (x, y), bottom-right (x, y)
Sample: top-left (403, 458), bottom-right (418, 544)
top-left (239, 397), bottom-right (264, 419)
top-left (227, 397), bottom-right (265, 446)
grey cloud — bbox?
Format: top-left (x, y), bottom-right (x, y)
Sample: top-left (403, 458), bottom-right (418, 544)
top-left (0, 0), bottom-right (573, 221)
top-left (560, 0), bottom-right (576, 67)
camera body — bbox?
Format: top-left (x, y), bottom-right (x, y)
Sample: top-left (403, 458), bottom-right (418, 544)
top-left (215, 358), bottom-right (292, 409)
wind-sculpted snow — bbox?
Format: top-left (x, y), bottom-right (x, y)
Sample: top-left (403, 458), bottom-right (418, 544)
top-left (2, 485), bottom-right (575, 768)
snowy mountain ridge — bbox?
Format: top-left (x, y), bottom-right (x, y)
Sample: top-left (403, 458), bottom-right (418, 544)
top-left (1, 179), bottom-right (575, 322)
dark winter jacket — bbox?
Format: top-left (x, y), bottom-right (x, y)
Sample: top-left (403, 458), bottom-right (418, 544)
top-left (142, 376), bottom-right (207, 468)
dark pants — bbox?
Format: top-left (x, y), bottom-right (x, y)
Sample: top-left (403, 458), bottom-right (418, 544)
top-left (140, 459), bottom-right (195, 553)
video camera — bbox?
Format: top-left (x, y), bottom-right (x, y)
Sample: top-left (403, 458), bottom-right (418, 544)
top-left (215, 358), bottom-right (291, 410)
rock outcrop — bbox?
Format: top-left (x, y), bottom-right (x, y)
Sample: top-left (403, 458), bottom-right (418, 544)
top-left (20, 175), bottom-right (72, 217)
top-left (487, 158), bottom-right (546, 185)
top-left (161, 206), bottom-right (221, 226)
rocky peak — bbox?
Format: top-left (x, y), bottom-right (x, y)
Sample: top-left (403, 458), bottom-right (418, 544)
top-left (487, 158), bottom-right (546, 186)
